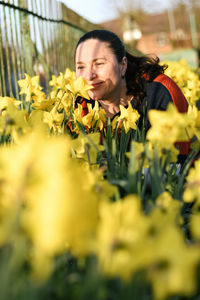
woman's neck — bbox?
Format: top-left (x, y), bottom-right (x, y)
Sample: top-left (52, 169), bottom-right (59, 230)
top-left (98, 93), bottom-right (133, 119)
top-left (96, 80), bottom-right (133, 118)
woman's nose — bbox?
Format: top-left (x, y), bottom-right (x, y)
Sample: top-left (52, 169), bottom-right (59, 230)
top-left (85, 68), bottom-right (97, 81)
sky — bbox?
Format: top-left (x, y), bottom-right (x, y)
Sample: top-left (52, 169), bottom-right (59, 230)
top-left (57, 0), bottom-right (170, 24)
top-left (57, 0), bottom-right (117, 23)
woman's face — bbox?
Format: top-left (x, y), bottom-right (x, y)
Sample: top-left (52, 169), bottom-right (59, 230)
top-left (75, 39), bottom-right (127, 101)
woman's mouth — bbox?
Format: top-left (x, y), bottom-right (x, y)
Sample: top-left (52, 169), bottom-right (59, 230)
top-left (91, 82), bottom-right (103, 88)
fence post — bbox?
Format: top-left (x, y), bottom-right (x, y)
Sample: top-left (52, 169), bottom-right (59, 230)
top-left (0, 0), bottom-right (104, 96)
top-left (19, 0), bottom-right (35, 77)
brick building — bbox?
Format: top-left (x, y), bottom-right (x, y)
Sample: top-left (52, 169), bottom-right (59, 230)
top-left (100, 11), bottom-right (198, 57)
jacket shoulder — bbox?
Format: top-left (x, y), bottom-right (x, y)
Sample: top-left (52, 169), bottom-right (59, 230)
top-left (153, 74), bottom-right (188, 112)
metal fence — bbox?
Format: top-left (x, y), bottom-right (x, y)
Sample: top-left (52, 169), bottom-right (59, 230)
top-left (0, 0), bottom-right (100, 98)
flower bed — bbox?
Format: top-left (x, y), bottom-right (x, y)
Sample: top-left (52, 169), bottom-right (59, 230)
top-left (0, 60), bottom-right (200, 300)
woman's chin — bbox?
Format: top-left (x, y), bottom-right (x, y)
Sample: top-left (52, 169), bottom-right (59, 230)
top-left (88, 92), bottom-right (102, 101)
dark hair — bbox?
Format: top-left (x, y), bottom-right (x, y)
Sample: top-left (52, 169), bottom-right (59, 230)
top-left (75, 29), bottom-right (167, 104)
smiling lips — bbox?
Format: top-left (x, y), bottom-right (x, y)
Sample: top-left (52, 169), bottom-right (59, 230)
top-left (91, 82), bottom-right (103, 89)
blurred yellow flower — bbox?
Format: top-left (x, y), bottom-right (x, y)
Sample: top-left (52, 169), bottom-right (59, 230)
top-left (147, 103), bottom-right (192, 148)
top-left (71, 132), bottom-right (102, 165)
top-left (0, 102), bottom-right (28, 138)
top-left (0, 64), bottom-right (200, 294)
top-left (162, 59), bottom-right (200, 105)
top-left (183, 159), bottom-right (200, 203)
top-left (187, 104), bottom-right (200, 141)
top-left (0, 131), bottom-right (102, 279)
top-left (156, 191), bottom-right (181, 212)
top-left (148, 225), bottom-right (200, 300)
top-left (27, 110), bottom-right (49, 133)
top-left (0, 96), bottom-right (22, 110)
top-left (126, 141), bottom-right (147, 171)
top-left (96, 195), bottom-right (150, 280)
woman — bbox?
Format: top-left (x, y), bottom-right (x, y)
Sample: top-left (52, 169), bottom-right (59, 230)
top-left (74, 29), bottom-right (190, 157)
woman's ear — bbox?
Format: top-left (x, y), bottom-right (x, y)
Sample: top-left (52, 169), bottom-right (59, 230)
top-left (121, 56), bottom-right (128, 77)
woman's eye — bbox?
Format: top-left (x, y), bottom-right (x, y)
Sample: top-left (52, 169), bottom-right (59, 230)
top-left (96, 62), bottom-right (104, 66)
top-left (77, 66), bottom-right (84, 70)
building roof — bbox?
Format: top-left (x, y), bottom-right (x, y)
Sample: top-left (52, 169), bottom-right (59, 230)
top-left (140, 12), bottom-right (169, 34)
top-left (100, 18), bottom-right (123, 38)
top-left (100, 10), bottom-right (191, 37)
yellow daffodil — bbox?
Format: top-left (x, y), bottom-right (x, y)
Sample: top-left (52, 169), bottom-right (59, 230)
top-left (0, 96), bottom-right (22, 110)
top-left (31, 94), bottom-right (56, 112)
top-left (147, 224), bottom-right (200, 300)
top-left (147, 103), bottom-right (192, 148)
top-left (118, 102), bottom-right (140, 133)
top-left (147, 140), bottom-right (179, 163)
top-left (64, 67), bottom-right (76, 81)
top-left (111, 115), bottom-right (119, 131)
top-left (81, 101), bottom-right (106, 130)
top-left (156, 191), bottom-right (181, 212)
top-left (71, 132), bottom-right (103, 164)
top-left (0, 102), bottom-right (28, 138)
top-left (187, 104), bottom-right (200, 141)
top-left (43, 106), bottom-right (64, 133)
top-left (93, 101), bottom-right (107, 131)
top-left (60, 93), bottom-right (73, 116)
top-left (162, 59), bottom-right (200, 105)
top-left (81, 103), bottom-right (95, 128)
top-left (73, 103), bottom-right (83, 123)
top-left (27, 110), bottom-right (49, 133)
top-left (190, 213), bottom-right (200, 240)
top-left (183, 159), bottom-right (200, 204)
top-left (0, 131), bottom-right (101, 279)
top-left (49, 74), bottom-right (58, 89)
top-left (65, 76), bottom-right (92, 100)
top-left (49, 69), bottom-right (76, 95)
top-left (49, 72), bottom-right (69, 91)
top-left (18, 73), bottom-right (43, 102)
top-left (96, 195), bottom-right (151, 280)
top-left (126, 141), bottom-right (147, 171)
top-left (72, 101), bottom-right (106, 132)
